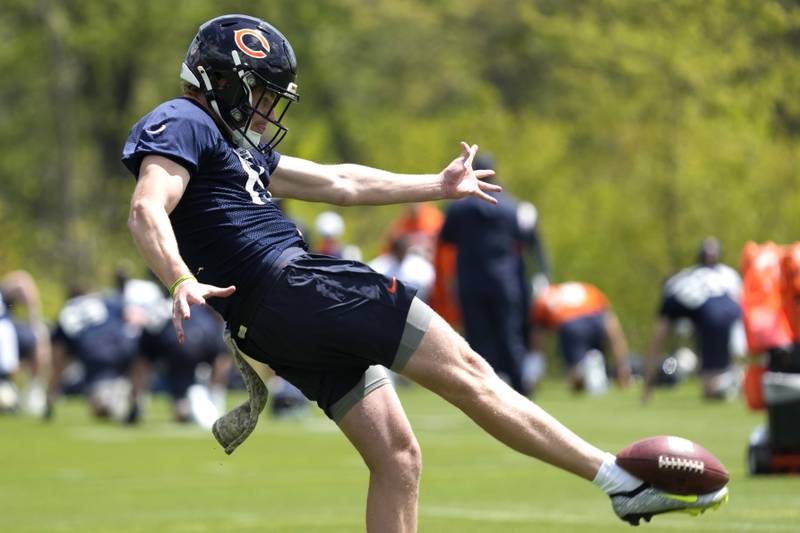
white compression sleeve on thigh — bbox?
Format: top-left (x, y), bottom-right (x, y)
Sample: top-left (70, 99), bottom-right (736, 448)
top-left (592, 452), bottom-right (643, 494)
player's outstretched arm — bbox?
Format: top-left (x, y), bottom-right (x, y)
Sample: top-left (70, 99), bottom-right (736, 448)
top-left (269, 142), bottom-right (501, 206)
top-left (128, 155), bottom-right (235, 343)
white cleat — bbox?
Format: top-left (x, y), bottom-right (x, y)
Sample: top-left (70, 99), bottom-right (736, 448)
top-left (610, 483), bottom-right (729, 526)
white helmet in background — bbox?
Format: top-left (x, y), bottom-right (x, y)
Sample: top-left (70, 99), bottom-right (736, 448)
top-left (315, 211), bottom-right (345, 238)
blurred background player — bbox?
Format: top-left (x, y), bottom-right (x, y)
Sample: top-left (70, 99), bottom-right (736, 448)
top-left (129, 292), bottom-right (232, 428)
top-left (313, 210), bottom-right (362, 261)
top-left (644, 237), bottom-right (745, 402)
top-left (530, 281), bottom-right (631, 394)
top-left (438, 153), bottom-right (550, 396)
top-left (369, 234), bottom-right (435, 303)
top-left (0, 285), bottom-right (20, 412)
top-left (0, 270), bottom-right (51, 415)
top-left (47, 286), bottom-right (142, 421)
top-left (384, 202), bottom-right (444, 261)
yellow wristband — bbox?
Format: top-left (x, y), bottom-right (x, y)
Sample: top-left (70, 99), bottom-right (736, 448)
top-left (169, 274), bottom-right (197, 297)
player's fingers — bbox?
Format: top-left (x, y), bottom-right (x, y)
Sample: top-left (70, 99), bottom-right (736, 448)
top-left (474, 189), bottom-right (498, 204)
top-left (206, 285), bottom-right (236, 298)
top-left (175, 294), bottom-right (193, 321)
top-left (462, 144), bottom-right (478, 169)
top-left (172, 306), bottom-right (186, 344)
top-left (185, 292), bottom-right (207, 307)
top-left (475, 169), bottom-right (496, 180)
top-left (459, 141), bottom-right (471, 159)
top-left (477, 179), bottom-right (502, 192)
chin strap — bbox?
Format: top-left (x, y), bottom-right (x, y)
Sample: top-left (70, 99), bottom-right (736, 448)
top-left (230, 51), bottom-right (262, 148)
top-left (195, 64), bottom-right (259, 150)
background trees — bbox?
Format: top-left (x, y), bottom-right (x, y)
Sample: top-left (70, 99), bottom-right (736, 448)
top-left (2, 0), bottom-right (799, 346)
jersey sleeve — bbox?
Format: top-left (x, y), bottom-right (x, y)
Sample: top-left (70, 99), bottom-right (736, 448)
top-left (263, 148), bottom-right (281, 174)
top-left (249, 148), bottom-right (282, 187)
top-left (122, 104), bottom-right (211, 177)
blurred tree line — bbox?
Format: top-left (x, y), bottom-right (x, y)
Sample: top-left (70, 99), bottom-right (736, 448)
top-left (1, 0), bottom-right (799, 348)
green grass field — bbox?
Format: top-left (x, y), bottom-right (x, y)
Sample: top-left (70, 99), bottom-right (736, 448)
top-left (1, 379), bottom-right (798, 532)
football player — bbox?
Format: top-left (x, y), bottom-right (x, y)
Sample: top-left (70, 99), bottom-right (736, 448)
top-left (0, 271), bottom-right (51, 414)
top-left (48, 288), bottom-right (141, 420)
top-left (130, 293), bottom-right (231, 427)
top-left (530, 281), bottom-right (631, 393)
top-left (644, 237), bottom-right (745, 402)
top-left (438, 153), bottom-right (550, 396)
top-left (123, 14), bottom-right (727, 529)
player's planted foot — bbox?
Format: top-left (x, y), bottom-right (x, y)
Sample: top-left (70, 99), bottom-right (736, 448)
top-left (610, 484), bottom-right (729, 526)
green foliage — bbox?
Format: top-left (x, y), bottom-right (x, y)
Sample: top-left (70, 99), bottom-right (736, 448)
top-left (1, 0), bottom-right (799, 344)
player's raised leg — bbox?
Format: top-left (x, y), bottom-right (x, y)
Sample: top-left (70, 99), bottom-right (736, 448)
top-left (400, 309), bottom-right (605, 479)
top-left (338, 383), bottom-right (421, 533)
top-left (397, 301), bottom-right (728, 525)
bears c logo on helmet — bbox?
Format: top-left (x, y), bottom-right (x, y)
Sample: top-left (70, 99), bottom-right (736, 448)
top-left (234, 29), bottom-right (271, 59)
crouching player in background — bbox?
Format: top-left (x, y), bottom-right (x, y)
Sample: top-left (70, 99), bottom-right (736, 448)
top-left (644, 237), bottom-right (745, 402)
top-left (47, 287), bottom-right (141, 421)
top-left (129, 292), bottom-right (231, 428)
top-left (530, 281), bottom-right (631, 394)
top-left (0, 270), bottom-right (51, 415)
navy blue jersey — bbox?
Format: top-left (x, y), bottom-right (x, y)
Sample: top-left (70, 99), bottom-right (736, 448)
top-left (439, 191), bottom-right (532, 289)
top-left (122, 97), bottom-right (305, 320)
top-left (659, 265), bottom-right (741, 323)
top-left (659, 264), bottom-right (742, 368)
top-left (53, 293), bottom-right (140, 383)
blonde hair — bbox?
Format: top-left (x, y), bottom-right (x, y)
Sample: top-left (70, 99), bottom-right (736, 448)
top-left (181, 81), bottom-right (202, 97)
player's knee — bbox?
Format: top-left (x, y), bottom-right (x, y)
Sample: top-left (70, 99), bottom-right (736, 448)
top-left (462, 347), bottom-right (495, 379)
top-left (374, 435), bottom-right (422, 486)
top-left (393, 437), bottom-right (422, 486)
top-left (453, 343), bottom-right (497, 390)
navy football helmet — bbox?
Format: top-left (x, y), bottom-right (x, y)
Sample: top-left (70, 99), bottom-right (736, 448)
top-left (180, 14), bottom-right (299, 151)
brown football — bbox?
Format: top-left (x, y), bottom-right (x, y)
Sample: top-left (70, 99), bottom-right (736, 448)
top-left (616, 436), bottom-right (729, 495)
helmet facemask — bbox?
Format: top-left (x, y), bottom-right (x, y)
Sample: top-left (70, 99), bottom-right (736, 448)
top-left (238, 72), bottom-right (297, 152)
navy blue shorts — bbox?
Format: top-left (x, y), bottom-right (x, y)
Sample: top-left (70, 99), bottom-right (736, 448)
top-left (697, 320), bottom-right (738, 371)
top-left (229, 252), bottom-right (431, 421)
top-left (557, 312), bottom-right (608, 368)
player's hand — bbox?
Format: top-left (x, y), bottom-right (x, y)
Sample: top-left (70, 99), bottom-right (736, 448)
top-left (441, 142), bottom-right (502, 204)
top-left (172, 280), bottom-right (235, 343)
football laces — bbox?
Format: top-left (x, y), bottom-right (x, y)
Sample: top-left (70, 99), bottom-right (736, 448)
top-left (658, 455), bottom-right (705, 474)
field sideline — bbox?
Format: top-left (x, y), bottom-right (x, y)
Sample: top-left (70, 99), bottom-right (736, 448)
top-left (1, 379), bottom-right (798, 532)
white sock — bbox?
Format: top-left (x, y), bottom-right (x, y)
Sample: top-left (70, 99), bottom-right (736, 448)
top-left (592, 452), bottom-right (644, 495)
top-left (209, 384), bottom-right (227, 413)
